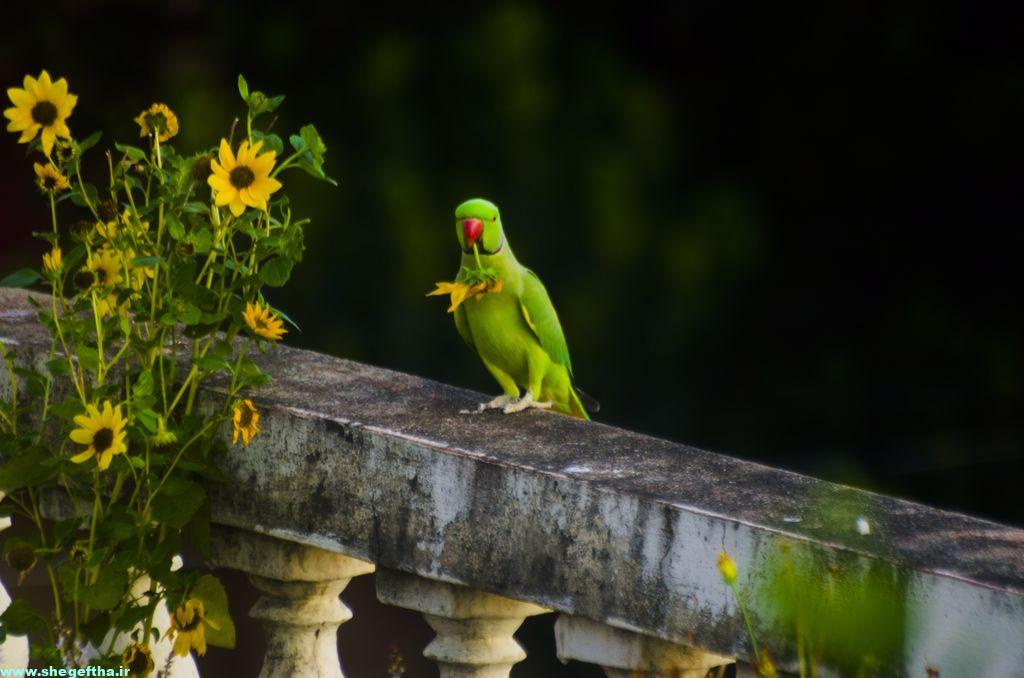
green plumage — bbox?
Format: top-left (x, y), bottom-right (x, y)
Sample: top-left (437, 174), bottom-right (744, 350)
top-left (448, 198), bottom-right (590, 419)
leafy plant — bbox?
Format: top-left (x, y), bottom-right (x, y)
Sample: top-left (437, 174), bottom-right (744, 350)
top-left (0, 70), bottom-right (334, 671)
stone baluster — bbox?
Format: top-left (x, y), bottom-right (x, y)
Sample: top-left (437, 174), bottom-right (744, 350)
top-left (554, 614), bottom-right (733, 677)
top-left (211, 525), bottom-right (375, 678)
top-left (376, 569), bottom-right (549, 677)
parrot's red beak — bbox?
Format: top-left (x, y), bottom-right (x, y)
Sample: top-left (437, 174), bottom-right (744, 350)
top-left (462, 218), bottom-right (484, 246)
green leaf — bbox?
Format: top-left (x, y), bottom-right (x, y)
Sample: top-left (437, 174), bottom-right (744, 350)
top-left (50, 397), bottom-right (83, 421)
top-left (253, 131), bottom-right (284, 155)
top-left (134, 369), bottom-right (154, 397)
top-left (181, 202), bottom-right (209, 215)
top-left (70, 182), bottom-right (100, 209)
top-left (248, 92), bottom-right (284, 117)
top-left (176, 301), bottom-right (202, 326)
top-left (264, 94), bottom-right (285, 113)
top-left (76, 344), bottom-right (100, 372)
top-left (133, 408), bottom-right (159, 434)
top-left (271, 304), bottom-right (303, 332)
top-left (299, 124), bottom-right (326, 157)
top-left (195, 355), bottom-right (230, 373)
top-left (0, 599), bottom-right (49, 638)
top-left (188, 228), bottom-right (212, 254)
top-left (238, 358), bottom-right (272, 388)
top-left (115, 143), bottom-right (147, 162)
top-left (192, 575), bottom-right (235, 649)
top-left (184, 499), bottom-right (211, 559)
top-left (237, 74), bottom-right (250, 101)
top-left (258, 256), bottom-right (294, 287)
top-left (0, 269), bottom-right (41, 288)
top-left (78, 566), bottom-right (129, 611)
top-left (81, 611), bottom-right (112, 648)
top-left (151, 482), bottom-right (206, 529)
top-left (113, 602), bottom-right (156, 635)
top-left (77, 131), bottom-right (103, 153)
top-left (0, 447), bottom-right (58, 492)
top-left (166, 212), bottom-right (187, 240)
top-left (130, 255), bottom-right (164, 268)
top-left (132, 394), bottom-right (156, 412)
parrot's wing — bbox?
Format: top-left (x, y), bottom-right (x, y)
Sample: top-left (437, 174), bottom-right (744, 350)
top-left (454, 304), bottom-right (476, 354)
top-left (519, 268), bottom-right (573, 379)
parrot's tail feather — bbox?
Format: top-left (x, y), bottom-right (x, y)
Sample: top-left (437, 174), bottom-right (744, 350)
top-left (574, 387), bottom-right (600, 414)
top-left (568, 387), bottom-right (593, 421)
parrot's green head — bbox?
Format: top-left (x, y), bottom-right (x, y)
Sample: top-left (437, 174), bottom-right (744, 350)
top-left (454, 198), bottom-right (505, 255)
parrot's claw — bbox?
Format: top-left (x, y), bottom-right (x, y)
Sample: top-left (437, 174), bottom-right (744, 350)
top-left (460, 394), bottom-right (515, 414)
top-left (502, 392), bottom-right (553, 414)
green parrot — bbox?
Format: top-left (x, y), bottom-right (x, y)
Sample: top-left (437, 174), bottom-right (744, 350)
top-left (440, 197), bottom-right (596, 419)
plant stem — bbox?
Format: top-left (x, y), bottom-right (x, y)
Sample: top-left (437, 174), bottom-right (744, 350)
top-left (730, 581), bottom-right (762, 666)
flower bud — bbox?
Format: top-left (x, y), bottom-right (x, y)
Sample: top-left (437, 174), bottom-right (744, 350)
top-left (717, 551), bottom-right (737, 585)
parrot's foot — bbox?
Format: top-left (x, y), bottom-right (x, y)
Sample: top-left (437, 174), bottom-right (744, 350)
top-left (502, 392), bottom-right (553, 414)
top-left (460, 394), bottom-right (516, 414)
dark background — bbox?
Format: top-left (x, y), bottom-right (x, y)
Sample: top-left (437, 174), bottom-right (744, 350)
top-left (1, 1), bottom-right (1022, 676)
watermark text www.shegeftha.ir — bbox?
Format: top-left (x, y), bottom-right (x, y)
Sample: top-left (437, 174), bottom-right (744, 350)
top-left (0, 668), bottom-right (128, 676)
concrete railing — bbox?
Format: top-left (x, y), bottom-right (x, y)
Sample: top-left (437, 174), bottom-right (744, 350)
top-left (1, 288), bottom-right (1022, 677)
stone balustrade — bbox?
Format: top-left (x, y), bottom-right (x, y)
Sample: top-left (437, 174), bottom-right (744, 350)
top-left (1, 288), bottom-right (1023, 677)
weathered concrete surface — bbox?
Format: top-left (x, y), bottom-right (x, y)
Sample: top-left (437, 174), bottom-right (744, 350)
top-left (2, 288), bottom-right (1023, 675)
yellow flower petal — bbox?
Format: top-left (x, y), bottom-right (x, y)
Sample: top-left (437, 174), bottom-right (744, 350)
top-left (69, 429), bottom-right (94, 444)
top-left (213, 187), bottom-right (236, 206)
top-left (69, 449), bottom-right (95, 464)
top-left (218, 138), bottom-right (235, 169)
top-left (7, 87), bottom-right (33, 108)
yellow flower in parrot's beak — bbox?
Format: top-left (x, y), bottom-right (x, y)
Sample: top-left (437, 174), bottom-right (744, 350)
top-left (4, 71), bottom-right (77, 157)
top-left (134, 102), bottom-right (179, 142)
top-left (426, 279), bottom-right (503, 313)
top-left (42, 246), bottom-right (62, 275)
top-left (232, 399), bottom-right (260, 447)
top-left (243, 301), bottom-right (287, 341)
top-left (69, 400), bottom-right (128, 471)
top-left (33, 162), bottom-right (69, 193)
top-left (208, 138), bottom-right (282, 217)
top-left (120, 643), bottom-right (155, 678)
top-left (167, 598), bottom-right (219, 657)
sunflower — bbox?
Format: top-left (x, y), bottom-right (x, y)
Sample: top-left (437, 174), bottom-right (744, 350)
top-left (134, 102), bottom-right (178, 143)
top-left (42, 246), bottom-right (62, 275)
top-left (4, 70), bottom-right (77, 157)
top-left (4, 540), bottom-right (37, 585)
top-left (120, 643), bottom-right (154, 678)
top-left (426, 279), bottom-right (504, 313)
top-left (232, 399), bottom-right (260, 447)
top-left (86, 248), bottom-right (127, 315)
top-left (88, 248), bottom-right (123, 288)
top-left (69, 400), bottom-right (128, 471)
top-left (208, 139), bottom-right (282, 217)
top-left (167, 598), bottom-right (219, 657)
top-left (33, 162), bottom-right (69, 193)
top-left (69, 542), bottom-right (88, 566)
top-left (243, 301), bottom-right (287, 341)
top-left (83, 249), bottom-right (128, 319)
